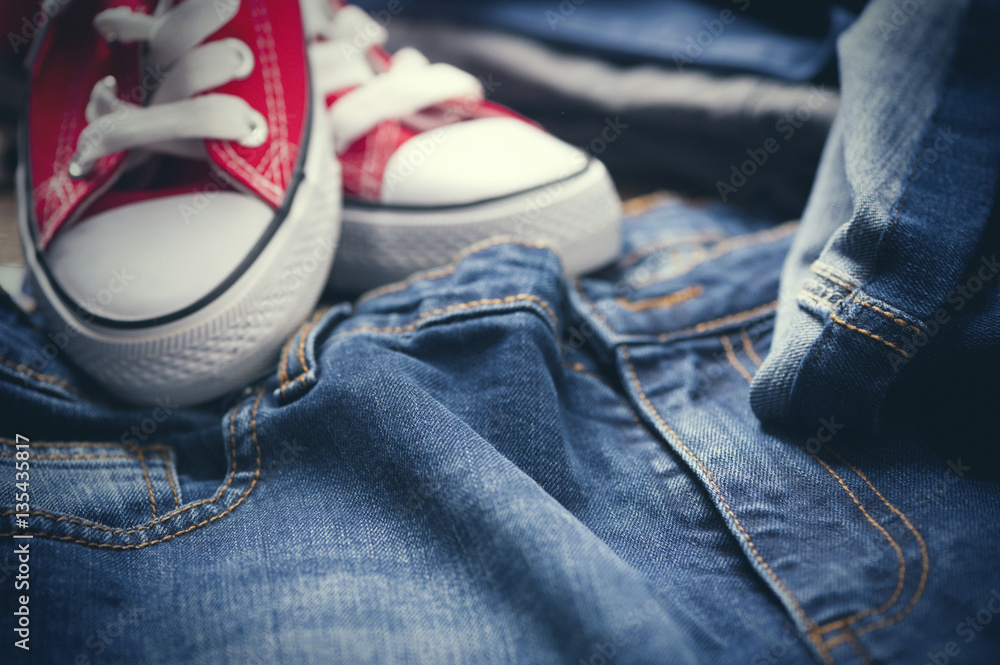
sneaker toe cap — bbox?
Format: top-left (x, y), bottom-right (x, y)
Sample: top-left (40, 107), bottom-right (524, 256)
top-left (46, 192), bottom-right (273, 322)
top-left (380, 117), bottom-right (589, 207)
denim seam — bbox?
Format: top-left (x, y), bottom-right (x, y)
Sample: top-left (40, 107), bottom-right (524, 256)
top-left (842, 630), bottom-right (875, 665)
top-left (798, 289), bottom-right (910, 366)
top-left (575, 279), bottom-right (780, 343)
top-left (0, 439), bottom-right (175, 464)
top-left (657, 301), bottom-right (780, 342)
top-left (811, 263), bottom-right (855, 291)
top-left (740, 330), bottom-right (764, 367)
top-left (277, 327), bottom-right (295, 390)
top-left (575, 279), bottom-right (614, 334)
top-left (161, 453), bottom-right (181, 510)
top-left (848, 294), bottom-right (922, 334)
top-left (619, 345), bottom-right (833, 665)
top-left (336, 294), bottom-right (559, 339)
top-left (615, 229), bottom-right (726, 268)
top-left (624, 221), bottom-right (799, 287)
top-left (279, 308), bottom-right (330, 397)
top-left (0, 354), bottom-right (82, 397)
top-left (356, 237), bottom-right (562, 305)
top-left (819, 452), bottom-right (930, 645)
top-left (810, 455), bottom-right (907, 623)
top-left (743, 333), bottom-right (930, 645)
top-left (620, 192), bottom-right (683, 221)
top-left (716, 332), bottom-right (931, 659)
top-left (563, 362), bottom-right (656, 439)
top-left (0, 391), bottom-right (264, 545)
top-left (733, 337), bottom-right (912, 639)
top-left (1, 452), bottom-right (133, 460)
top-left (798, 288), bottom-right (837, 315)
top-left (136, 448), bottom-right (158, 520)
top-left (720, 336), bottom-right (754, 384)
top-left (0, 440), bottom-right (174, 451)
top-left (828, 314), bottom-right (911, 357)
top-left (614, 285), bottom-right (704, 313)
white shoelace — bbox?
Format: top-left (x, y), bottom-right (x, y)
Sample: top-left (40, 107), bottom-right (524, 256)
top-left (69, 0), bottom-right (267, 178)
top-left (306, 4), bottom-right (484, 154)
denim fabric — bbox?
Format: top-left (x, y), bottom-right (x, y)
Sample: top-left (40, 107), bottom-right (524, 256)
top-left (2, 195), bottom-right (1000, 665)
top-left (3, 1), bottom-right (1000, 663)
top-left (379, 16), bottom-right (839, 215)
top-left (750, 0), bottom-right (1000, 434)
top-left (351, 0), bottom-right (854, 82)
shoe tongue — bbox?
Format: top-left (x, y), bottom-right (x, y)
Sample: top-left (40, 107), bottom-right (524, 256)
top-left (309, 5), bottom-right (399, 106)
top-left (200, 0), bottom-right (308, 211)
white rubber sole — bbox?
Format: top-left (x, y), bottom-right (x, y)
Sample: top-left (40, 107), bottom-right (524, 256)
top-left (17, 100), bottom-right (341, 407)
top-left (328, 159), bottom-right (623, 294)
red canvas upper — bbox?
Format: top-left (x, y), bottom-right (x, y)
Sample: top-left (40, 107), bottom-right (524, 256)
top-left (329, 86), bottom-right (532, 203)
top-left (27, 0), bottom-right (309, 247)
top-left (317, 0), bottom-right (535, 203)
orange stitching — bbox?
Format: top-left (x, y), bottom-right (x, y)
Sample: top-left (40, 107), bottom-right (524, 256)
top-left (301, 310), bottom-right (328, 365)
top-left (624, 221), bottom-right (799, 284)
top-left (0, 392), bottom-right (264, 550)
top-left (575, 279), bottom-right (613, 328)
top-left (849, 294), bottom-right (922, 334)
top-left (798, 288), bottom-right (836, 312)
top-left (829, 314), bottom-right (911, 357)
top-left (810, 455), bottom-right (907, 626)
top-left (741, 330), bottom-right (764, 367)
top-left (620, 346), bottom-right (830, 663)
top-left (718, 333), bottom-right (908, 631)
top-left (621, 191), bottom-right (677, 217)
top-left (360, 265), bottom-right (458, 304)
top-left (564, 362), bottom-right (603, 383)
top-left (819, 450), bottom-right (929, 641)
top-left (161, 454), bottom-right (180, 510)
top-left (811, 264), bottom-right (854, 291)
top-left (279, 309), bottom-right (327, 396)
top-left (136, 449), bottom-right (157, 520)
top-left (0, 400), bottom-right (247, 535)
top-left (338, 294), bottom-right (559, 338)
top-left (580, 287), bottom-right (776, 343)
top-left (357, 237), bottom-right (561, 305)
top-left (716, 346), bottom-right (919, 643)
top-left (842, 629), bottom-right (874, 665)
top-left (616, 230), bottom-right (725, 268)
top-left (0, 356), bottom-right (82, 396)
top-left (720, 336), bottom-right (755, 384)
top-left (658, 301), bottom-right (779, 342)
top-left (615, 285), bottom-right (704, 313)
top-left (563, 363), bottom-right (659, 440)
top-left (279, 309), bottom-right (328, 391)
top-left (277, 331), bottom-right (295, 397)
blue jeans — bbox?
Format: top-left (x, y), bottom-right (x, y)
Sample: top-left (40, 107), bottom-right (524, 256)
top-left (2, 0), bottom-right (1000, 664)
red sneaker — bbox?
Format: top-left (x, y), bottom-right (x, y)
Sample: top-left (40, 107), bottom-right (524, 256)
top-left (303, 1), bottom-right (622, 294)
top-left (18, 0), bottom-right (341, 406)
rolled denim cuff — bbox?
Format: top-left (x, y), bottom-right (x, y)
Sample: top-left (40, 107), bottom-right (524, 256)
top-left (751, 0), bottom-right (1000, 432)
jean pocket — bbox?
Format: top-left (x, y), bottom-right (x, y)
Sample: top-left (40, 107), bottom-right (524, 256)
top-left (0, 391), bottom-right (263, 549)
top-left (1, 439), bottom-right (181, 531)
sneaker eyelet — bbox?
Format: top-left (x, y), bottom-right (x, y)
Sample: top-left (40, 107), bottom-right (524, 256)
top-left (68, 158), bottom-right (90, 180)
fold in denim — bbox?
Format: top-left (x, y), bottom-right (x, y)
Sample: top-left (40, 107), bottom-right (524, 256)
top-left (751, 0), bottom-right (1000, 433)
